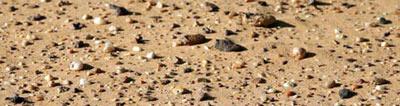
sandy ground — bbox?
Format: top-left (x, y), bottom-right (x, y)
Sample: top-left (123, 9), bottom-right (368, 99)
top-left (0, 0), bottom-right (400, 106)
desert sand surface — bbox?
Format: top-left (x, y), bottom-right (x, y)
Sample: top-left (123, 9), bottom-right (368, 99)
top-left (0, 0), bottom-right (400, 106)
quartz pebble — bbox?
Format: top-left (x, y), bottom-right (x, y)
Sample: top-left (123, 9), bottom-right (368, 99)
top-left (292, 47), bottom-right (306, 60)
top-left (93, 17), bottom-right (106, 25)
top-left (146, 52), bottom-right (155, 59)
top-left (132, 46), bottom-right (142, 52)
top-left (103, 42), bottom-right (115, 53)
top-left (325, 80), bottom-right (336, 88)
top-left (70, 60), bottom-right (84, 71)
top-left (79, 78), bottom-right (90, 86)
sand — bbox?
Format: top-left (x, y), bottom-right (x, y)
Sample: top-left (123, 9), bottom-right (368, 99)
top-left (0, 0), bottom-right (399, 105)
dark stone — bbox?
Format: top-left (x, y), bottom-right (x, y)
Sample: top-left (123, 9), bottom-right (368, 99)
top-left (198, 92), bottom-right (214, 101)
top-left (378, 17), bottom-right (391, 24)
top-left (85, 34), bottom-right (94, 40)
top-left (374, 78), bottom-right (390, 85)
top-left (258, 1), bottom-right (268, 6)
top-left (6, 94), bottom-right (26, 104)
top-left (224, 29), bottom-right (237, 36)
top-left (9, 6), bottom-right (18, 12)
top-left (73, 88), bottom-right (83, 93)
top-left (73, 41), bottom-right (85, 48)
top-left (184, 68), bottom-right (193, 73)
top-left (339, 88), bottom-right (355, 99)
top-left (28, 14), bottom-right (46, 21)
top-left (70, 22), bottom-right (85, 30)
top-left (202, 27), bottom-right (215, 34)
top-left (214, 39), bottom-right (246, 52)
top-left (122, 77), bottom-right (134, 83)
top-left (160, 80), bottom-right (171, 85)
top-left (135, 36), bottom-right (145, 44)
top-left (170, 23), bottom-right (180, 29)
top-left (197, 78), bottom-right (211, 83)
top-left (58, 1), bottom-right (72, 7)
top-left (204, 2), bottom-right (219, 12)
top-left (109, 4), bottom-right (131, 16)
top-left (116, 102), bottom-right (125, 106)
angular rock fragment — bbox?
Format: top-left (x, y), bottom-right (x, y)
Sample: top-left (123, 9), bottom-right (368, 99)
top-left (214, 38), bottom-right (245, 52)
top-left (201, 2), bottom-right (219, 12)
top-left (28, 14), bottom-right (46, 21)
top-left (339, 88), bottom-right (355, 99)
top-left (6, 94), bottom-right (26, 104)
top-left (198, 92), bottom-right (214, 101)
top-left (108, 4), bottom-right (131, 16)
top-left (177, 34), bottom-right (207, 46)
top-left (241, 13), bottom-right (276, 27)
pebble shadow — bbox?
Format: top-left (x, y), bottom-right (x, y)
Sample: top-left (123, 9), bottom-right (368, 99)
top-left (268, 20), bottom-right (295, 28)
top-left (82, 64), bottom-right (94, 70)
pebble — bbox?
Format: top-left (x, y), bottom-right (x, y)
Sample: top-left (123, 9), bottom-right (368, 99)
top-left (177, 34), bottom-right (207, 46)
top-left (325, 80), bottom-right (336, 88)
top-left (28, 14), bottom-right (46, 21)
top-left (79, 78), bottom-right (90, 86)
top-left (201, 2), bottom-right (219, 12)
top-left (146, 52), bottom-right (155, 59)
top-left (103, 42), bottom-right (115, 53)
top-left (93, 17), bottom-right (106, 25)
top-left (70, 22), bottom-right (84, 30)
top-left (375, 85), bottom-right (386, 91)
top-left (82, 14), bottom-right (92, 20)
top-left (70, 60), bottom-right (84, 71)
top-left (132, 46), bottom-right (142, 52)
top-left (40, 0), bottom-right (50, 2)
top-left (241, 13), bottom-right (276, 27)
top-left (339, 88), bottom-right (353, 99)
top-left (172, 86), bottom-right (185, 95)
top-left (292, 47), bottom-right (306, 60)
top-left (44, 75), bottom-right (54, 81)
top-left (377, 17), bottom-right (390, 24)
top-left (6, 94), bottom-right (26, 104)
top-left (373, 78), bottom-right (389, 85)
top-left (198, 92), bottom-right (214, 101)
top-left (214, 38), bottom-right (246, 52)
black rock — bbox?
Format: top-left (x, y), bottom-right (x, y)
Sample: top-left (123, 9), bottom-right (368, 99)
top-left (184, 68), bottom-right (193, 73)
top-left (339, 88), bottom-right (354, 99)
top-left (9, 6), bottom-right (18, 12)
top-left (85, 34), bottom-right (94, 40)
top-left (378, 17), bottom-right (391, 24)
top-left (374, 78), bottom-right (390, 85)
top-left (70, 22), bottom-right (85, 30)
top-left (214, 39), bottom-right (246, 52)
top-left (6, 94), bottom-right (26, 104)
top-left (204, 2), bottom-right (219, 12)
top-left (258, 1), bottom-right (268, 6)
top-left (73, 88), bottom-right (83, 93)
top-left (197, 78), bottom-right (211, 83)
top-left (73, 41), bottom-right (85, 48)
top-left (170, 23), bottom-right (180, 29)
top-left (224, 29), bottom-right (237, 36)
top-left (109, 4), bottom-right (131, 16)
top-left (198, 92), bottom-right (214, 101)
top-left (28, 14), bottom-right (46, 21)
top-left (135, 36), bottom-right (145, 44)
top-left (122, 77), bottom-right (134, 83)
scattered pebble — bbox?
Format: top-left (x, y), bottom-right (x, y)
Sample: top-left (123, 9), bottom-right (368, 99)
top-left (214, 38), bottom-right (246, 52)
top-left (177, 34), bottom-right (207, 46)
top-left (103, 42), bottom-right (115, 53)
top-left (339, 88), bottom-right (354, 99)
top-left (70, 60), bottom-right (84, 71)
top-left (291, 47), bottom-right (306, 60)
top-left (93, 17), bottom-right (106, 25)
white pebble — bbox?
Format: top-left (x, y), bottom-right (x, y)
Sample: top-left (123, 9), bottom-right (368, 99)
top-left (146, 52), bottom-right (155, 59)
top-left (108, 26), bottom-right (118, 31)
top-left (132, 46), bottom-right (142, 52)
top-left (70, 60), bottom-right (84, 71)
top-left (375, 85), bottom-right (386, 91)
top-left (380, 42), bottom-right (388, 47)
top-left (79, 78), bottom-right (90, 86)
top-left (40, 0), bottom-right (50, 2)
top-left (156, 2), bottom-right (163, 8)
top-left (93, 17), bottom-right (106, 25)
top-left (103, 42), bottom-right (115, 53)
top-left (44, 75), bottom-right (53, 81)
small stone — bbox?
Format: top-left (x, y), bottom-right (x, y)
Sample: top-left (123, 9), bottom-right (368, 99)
top-left (132, 46), bottom-right (142, 52)
top-left (201, 2), bottom-right (219, 12)
top-left (266, 88), bottom-right (276, 94)
top-left (173, 56), bottom-right (184, 64)
top-left (373, 78), bottom-right (389, 85)
top-left (33, 95), bottom-right (44, 101)
top-left (6, 94), bottom-right (26, 104)
top-left (172, 86), bottom-right (185, 95)
top-left (380, 42), bottom-right (388, 47)
top-left (156, 2), bottom-right (164, 8)
top-left (146, 52), bottom-right (155, 59)
top-left (177, 34), bottom-right (207, 46)
top-left (285, 91), bottom-right (294, 97)
top-left (58, 86), bottom-right (70, 93)
top-left (70, 60), bottom-right (84, 71)
top-left (224, 29), bottom-right (236, 36)
top-left (103, 42), bottom-right (115, 53)
top-left (108, 26), bottom-right (119, 31)
top-left (40, 0), bottom-right (50, 3)
top-left (214, 38), bottom-right (246, 52)
top-left (252, 78), bottom-right (266, 84)
top-left (70, 22), bottom-right (84, 30)
top-left (44, 75), bottom-right (54, 81)
top-left (21, 40), bottom-right (29, 46)
top-left (73, 41), bottom-right (85, 48)
top-left (198, 92), bottom-right (214, 101)
top-left (79, 78), bottom-right (89, 86)
top-left (377, 17), bottom-right (390, 24)
top-left (339, 88), bottom-right (353, 99)
top-left (242, 13), bottom-right (276, 27)
top-left (82, 14), bottom-right (92, 20)
top-left (28, 14), bottom-right (46, 21)
top-left (125, 18), bottom-right (134, 23)
top-left (325, 80), bottom-right (336, 88)
top-left (93, 17), bottom-right (106, 25)
top-left (375, 85), bottom-right (386, 91)
top-left (291, 47), bottom-right (306, 60)
top-left (122, 77), bottom-right (134, 83)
